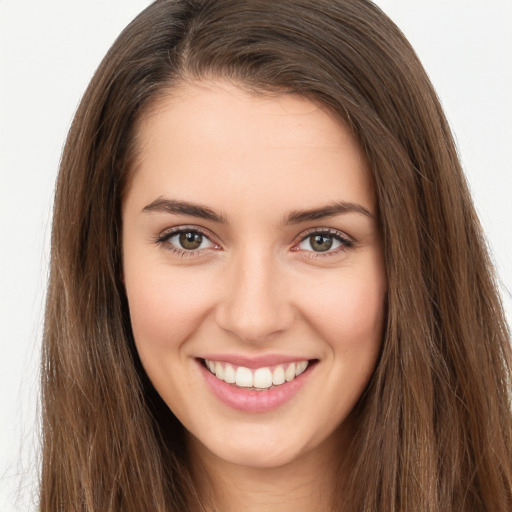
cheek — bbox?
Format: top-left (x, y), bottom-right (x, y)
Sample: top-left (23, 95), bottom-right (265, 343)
top-left (124, 265), bottom-right (217, 352)
top-left (301, 264), bottom-right (386, 355)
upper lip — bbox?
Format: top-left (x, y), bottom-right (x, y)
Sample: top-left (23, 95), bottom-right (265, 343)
top-left (199, 354), bottom-right (315, 369)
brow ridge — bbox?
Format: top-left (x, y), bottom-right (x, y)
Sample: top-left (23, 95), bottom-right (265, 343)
top-left (142, 198), bottom-right (227, 223)
top-left (285, 201), bottom-right (374, 224)
top-left (142, 197), bottom-right (372, 225)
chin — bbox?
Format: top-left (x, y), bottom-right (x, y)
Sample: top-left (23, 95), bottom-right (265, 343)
top-left (212, 444), bottom-right (304, 470)
top-left (189, 421), bottom-right (329, 471)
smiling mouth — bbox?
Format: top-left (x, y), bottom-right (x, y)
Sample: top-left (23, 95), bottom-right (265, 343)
top-left (202, 358), bottom-right (315, 390)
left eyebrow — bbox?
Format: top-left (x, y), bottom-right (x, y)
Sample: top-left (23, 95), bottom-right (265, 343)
top-left (284, 201), bottom-right (374, 224)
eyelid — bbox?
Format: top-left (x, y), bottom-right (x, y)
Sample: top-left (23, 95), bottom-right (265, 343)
top-left (154, 225), bottom-right (354, 259)
top-left (291, 227), bottom-right (355, 256)
top-left (155, 225), bottom-right (221, 256)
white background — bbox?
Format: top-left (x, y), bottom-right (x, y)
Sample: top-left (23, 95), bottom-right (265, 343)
top-left (1, 1), bottom-right (511, 510)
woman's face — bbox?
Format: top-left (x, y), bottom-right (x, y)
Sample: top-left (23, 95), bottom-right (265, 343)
top-left (122, 81), bottom-right (386, 469)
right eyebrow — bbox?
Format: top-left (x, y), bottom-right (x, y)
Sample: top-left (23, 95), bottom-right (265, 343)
top-left (141, 197), bottom-right (227, 223)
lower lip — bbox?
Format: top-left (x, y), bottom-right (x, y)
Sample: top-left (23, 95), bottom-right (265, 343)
top-left (197, 360), bottom-right (315, 413)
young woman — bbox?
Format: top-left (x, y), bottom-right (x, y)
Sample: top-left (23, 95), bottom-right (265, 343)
top-left (40, 1), bottom-right (512, 511)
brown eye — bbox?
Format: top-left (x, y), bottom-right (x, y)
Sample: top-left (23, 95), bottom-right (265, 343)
top-left (158, 228), bottom-right (217, 253)
top-left (179, 231), bottom-right (203, 250)
top-left (309, 234), bottom-right (334, 252)
top-left (296, 230), bottom-right (351, 255)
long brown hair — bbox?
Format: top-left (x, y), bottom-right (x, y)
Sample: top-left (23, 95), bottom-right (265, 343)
top-left (40, 1), bottom-right (512, 510)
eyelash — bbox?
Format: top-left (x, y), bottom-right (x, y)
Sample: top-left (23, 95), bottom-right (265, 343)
top-left (293, 228), bottom-right (354, 258)
top-left (154, 226), bottom-right (354, 259)
top-left (155, 226), bottom-right (219, 258)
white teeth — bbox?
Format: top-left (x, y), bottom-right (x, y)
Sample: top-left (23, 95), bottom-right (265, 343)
top-left (204, 359), bottom-right (310, 389)
top-left (272, 365), bottom-right (285, 385)
top-left (215, 361), bottom-right (224, 380)
top-left (253, 368), bottom-right (273, 389)
top-left (295, 361), bottom-right (308, 376)
top-left (285, 363), bottom-right (296, 381)
top-left (224, 363), bottom-right (236, 383)
top-left (235, 366), bottom-right (253, 387)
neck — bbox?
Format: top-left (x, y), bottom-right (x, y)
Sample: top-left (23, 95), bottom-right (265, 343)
top-left (187, 427), bottom-right (349, 512)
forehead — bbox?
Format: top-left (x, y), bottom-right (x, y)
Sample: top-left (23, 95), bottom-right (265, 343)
top-left (127, 80), bottom-right (375, 218)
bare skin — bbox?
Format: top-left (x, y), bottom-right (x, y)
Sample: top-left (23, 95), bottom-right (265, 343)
top-left (122, 80), bottom-right (386, 511)
top-left (188, 418), bottom-right (351, 511)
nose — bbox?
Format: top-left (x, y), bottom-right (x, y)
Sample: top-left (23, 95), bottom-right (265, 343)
top-left (214, 248), bottom-right (294, 344)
